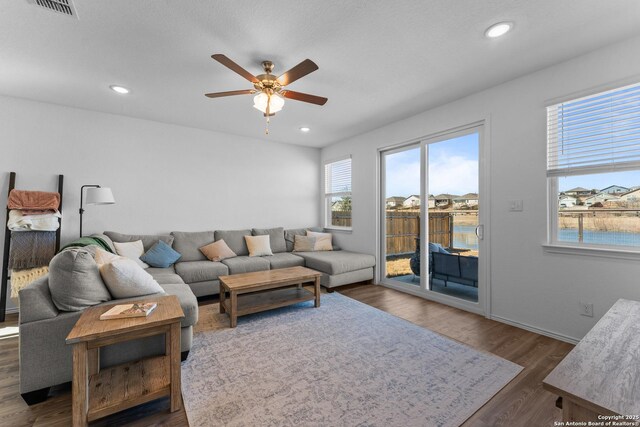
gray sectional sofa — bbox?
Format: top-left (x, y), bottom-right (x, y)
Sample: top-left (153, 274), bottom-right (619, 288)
top-left (19, 226), bottom-right (375, 404)
top-left (104, 227), bottom-right (375, 298)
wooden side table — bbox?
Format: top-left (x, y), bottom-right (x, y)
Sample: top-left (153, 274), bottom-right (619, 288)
top-left (65, 295), bottom-right (184, 427)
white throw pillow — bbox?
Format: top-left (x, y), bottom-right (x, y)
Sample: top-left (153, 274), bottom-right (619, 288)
top-left (244, 235), bottom-right (273, 257)
top-left (113, 240), bottom-right (149, 269)
top-left (99, 258), bottom-right (164, 299)
top-left (306, 231), bottom-right (333, 251)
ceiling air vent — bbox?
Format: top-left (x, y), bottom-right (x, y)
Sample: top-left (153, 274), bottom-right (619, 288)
top-left (27, 0), bottom-right (78, 18)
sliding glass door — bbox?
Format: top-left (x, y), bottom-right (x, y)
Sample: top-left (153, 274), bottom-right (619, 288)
top-left (380, 125), bottom-right (485, 313)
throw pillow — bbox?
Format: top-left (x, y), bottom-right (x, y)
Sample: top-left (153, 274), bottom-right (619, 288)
top-left (140, 240), bottom-right (182, 268)
top-left (113, 240), bottom-right (149, 269)
top-left (252, 227), bottom-right (286, 253)
top-left (245, 235), bottom-right (273, 257)
top-left (200, 239), bottom-right (237, 262)
top-left (293, 235), bottom-right (317, 252)
top-left (48, 248), bottom-right (112, 311)
top-left (99, 258), bottom-right (164, 299)
top-left (94, 247), bottom-right (121, 265)
top-left (306, 230), bottom-right (333, 251)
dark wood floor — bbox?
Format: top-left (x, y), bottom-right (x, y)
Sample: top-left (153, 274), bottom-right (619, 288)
top-left (0, 284), bottom-right (572, 426)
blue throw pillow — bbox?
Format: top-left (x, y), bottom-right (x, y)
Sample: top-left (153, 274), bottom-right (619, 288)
top-left (140, 240), bottom-right (181, 268)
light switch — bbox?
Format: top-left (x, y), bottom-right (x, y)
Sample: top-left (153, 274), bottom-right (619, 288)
top-left (508, 200), bottom-right (523, 212)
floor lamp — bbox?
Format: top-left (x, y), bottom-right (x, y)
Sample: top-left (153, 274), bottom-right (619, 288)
top-left (79, 185), bottom-right (115, 237)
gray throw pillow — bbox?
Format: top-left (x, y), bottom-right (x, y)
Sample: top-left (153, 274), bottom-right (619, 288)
top-left (252, 227), bottom-right (286, 253)
top-left (48, 248), bottom-right (112, 311)
top-left (284, 228), bottom-right (307, 252)
top-left (171, 231), bottom-right (215, 262)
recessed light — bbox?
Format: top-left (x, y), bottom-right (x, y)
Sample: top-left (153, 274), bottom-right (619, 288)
top-left (485, 22), bottom-right (513, 38)
top-left (299, 127), bottom-right (311, 133)
top-left (109, 85), bottom-right (130, 94)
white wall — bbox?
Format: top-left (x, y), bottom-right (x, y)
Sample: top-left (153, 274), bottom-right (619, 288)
top-left (1, 96), bottom-right (320, 311)
top-left (321, 35), bottom-right (640, 342)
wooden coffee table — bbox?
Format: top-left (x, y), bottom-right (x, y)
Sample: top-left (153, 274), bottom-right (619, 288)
top-left (65, 295), bottom-right (184, 427)
top-left (219, 266), bottom-right (322, 327)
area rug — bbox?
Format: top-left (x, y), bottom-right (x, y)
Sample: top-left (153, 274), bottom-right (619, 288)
top-left (182, 293), bottom-right (522, 427)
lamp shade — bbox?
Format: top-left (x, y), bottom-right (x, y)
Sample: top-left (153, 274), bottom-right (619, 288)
top-left (85, 187), bottom-right (115, 205)
top-left (253, 92), bottom-right (284, 114)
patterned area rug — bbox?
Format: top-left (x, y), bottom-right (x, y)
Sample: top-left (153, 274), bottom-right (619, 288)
top-left (182, 293), bottom-right (522, 427)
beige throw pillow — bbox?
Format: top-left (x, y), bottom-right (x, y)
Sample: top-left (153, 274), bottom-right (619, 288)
top-left (200, 240), bottom-right (237, 262)
top-left (306, 231), bottom-right (333, 251)
top-left (245, 235), bottom-right (273, 257)
top-left (293, 235), bottom-right (317, 252)
top-left (94, 247), bottom-right (121, 265)
top-left (113, 240), bottom-right (149, 269)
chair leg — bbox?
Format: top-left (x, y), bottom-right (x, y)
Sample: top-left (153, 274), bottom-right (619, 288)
top-left (181, 351), bottom-right (190, 362)
top-left (21, 387), bottom-right (50, 405)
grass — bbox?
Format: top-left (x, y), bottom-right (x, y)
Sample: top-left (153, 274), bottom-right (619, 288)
top-left (559, 215), bottom-right (640, 233)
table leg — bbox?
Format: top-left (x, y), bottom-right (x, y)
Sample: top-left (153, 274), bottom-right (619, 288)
top-left (219, 284), bottom-right (226, 314)
top-left (72, 343), bottom-right (89, 427)
top-left (314, 277), bottom-right (321, 308)
top-left (230, 291), bottom-right (237, 328)
top-left (88, 347), bottom-right (100, 376)
top-left (169, 322), bottom-right (182, 412)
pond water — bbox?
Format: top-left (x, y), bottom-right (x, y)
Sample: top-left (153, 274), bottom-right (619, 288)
top-left (453, 225), bottom-right (478, 250)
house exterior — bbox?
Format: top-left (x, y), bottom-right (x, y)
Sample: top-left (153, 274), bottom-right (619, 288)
top-left (564, 187), bottom-right (592, 197)
top-left (428, 195), bottom-right (436, 208)
top-left (453, 193), bottom-right (479, 208)
top-left (402, 195), bottom-right (420, 207)
top-left (386, 196), bottom-right (406, 208)
top-left (558, 195), bottom-right (577, 208)
top-left (584, 192), bottom-right (620, 207)
top-left (433, 194), bottom-right (456, 207)
top-left (600, 185), bottom-right (629, 195)
top-left (619, 188), bottom-right (640, 202)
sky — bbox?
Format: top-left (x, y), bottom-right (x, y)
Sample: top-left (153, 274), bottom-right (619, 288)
top-left (385, 133), bottom-right (479, 197)
top-left (558, 170), bottom-right (640, 192)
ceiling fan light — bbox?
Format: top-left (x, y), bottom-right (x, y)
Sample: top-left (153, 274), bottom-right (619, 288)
top-left (252, 92), bottom-right (285, 114)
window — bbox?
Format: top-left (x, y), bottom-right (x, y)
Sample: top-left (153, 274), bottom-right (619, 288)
top-left (547, 82), bottom-right (640, 249)
top-left (324, 157), bottom-right (352, 230)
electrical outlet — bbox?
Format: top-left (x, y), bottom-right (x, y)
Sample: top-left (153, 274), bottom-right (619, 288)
top-left (580, 302), bottom-right (594, 317)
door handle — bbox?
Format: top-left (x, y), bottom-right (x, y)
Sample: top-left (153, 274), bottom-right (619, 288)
top-left (475, 225), bottom-right (484, 240)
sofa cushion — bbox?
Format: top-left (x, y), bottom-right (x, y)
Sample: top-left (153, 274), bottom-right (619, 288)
top-left (252, 227), bottom-right (286, 253)
top-left (145, 266), bottom-right (176, 276)
top-left (284, 228), bottom-right (307, 252)
top-left (104, 231), bottom-right (174, 252)
top-left (48, 248), bottom-right (112, 311)
top-left (140, 240), bottom-right (182, 268)
top-left (294, 250), bottom-right (376, 275)
top-left (214, 229), bottom-right (251, 256)
top-left (175, 261), bottom-right (229, 284)
top-left (221, 256), bottom-right (270, 274)
top-left (146, 267), bottom-right (184, 285)
top-left (263, 253), bottom-right (305, 269)
top-left (293, 235), bottom-right (316, 252)
top-left (171, 231), bottom-right (214, 262)
top-left (99, 258), bottom-right (164, 299)
top-left (160, 283), bottom-right (198, 328)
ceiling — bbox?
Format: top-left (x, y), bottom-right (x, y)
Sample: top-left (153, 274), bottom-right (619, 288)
top-left (1, 1), bottom-right (640, 148)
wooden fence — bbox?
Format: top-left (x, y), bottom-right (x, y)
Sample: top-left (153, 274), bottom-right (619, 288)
top-left (330, 210), bottom-right (456, 256)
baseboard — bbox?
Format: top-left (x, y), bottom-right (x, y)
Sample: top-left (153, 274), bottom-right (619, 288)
top-left (5, 307), bottom-right (19, 315)
top-left (490, 314), bottom-right (580, 345)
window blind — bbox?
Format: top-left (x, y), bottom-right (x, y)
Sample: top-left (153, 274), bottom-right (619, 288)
top-left (325, 157), bottom-right (352, 195)
top-left (547, 82), bottom-right (640, 177)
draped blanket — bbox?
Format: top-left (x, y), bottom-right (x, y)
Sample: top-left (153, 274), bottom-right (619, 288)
top-left (60, 236), bottom-right (115, 254)
top-left (8, 189), bottom-right (60, 211)
top-left (10, 266), bottom-right (49, 301)
top-left (8, 231), bottom-right (57, 269)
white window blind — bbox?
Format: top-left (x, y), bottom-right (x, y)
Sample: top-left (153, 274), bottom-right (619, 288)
top-left (547, 82), bottom-right (640, 177)
top-left (325, 157), bottom-right (352, 196)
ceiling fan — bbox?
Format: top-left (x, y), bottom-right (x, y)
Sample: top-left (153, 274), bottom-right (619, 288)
top-left (205, 54), bottom-right (328, 133)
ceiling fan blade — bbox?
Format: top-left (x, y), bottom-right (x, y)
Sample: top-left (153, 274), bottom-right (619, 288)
top-left (282, 90), bottom-right (328, 106)
top-left (277, 59), bottom-right (318, 86)
top-left (205, 89), bottom-right (254, 98)
top-left (211, 54), bottom-right (259, 84)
